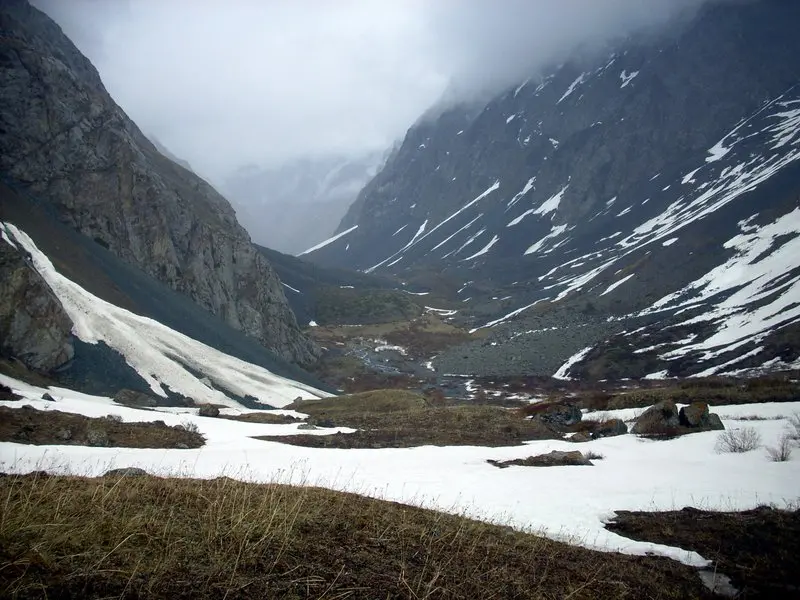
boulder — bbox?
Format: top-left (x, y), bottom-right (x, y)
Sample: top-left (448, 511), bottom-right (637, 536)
top-left (679, 402), bottom-right (725, 430)
top-left (631, 400), bottom-right (680, 436)
top-left (679, 402), bottom-right (709, 427)
top-left (569, 432), bottom-right (592, 443)
top-left (86, 427), bottom-right (109, 447)
top-left (103, 467), bottom-right (149, 477)
top-left (0, 383), bottom-right (20, 401)
top-left (114, 389), bottom-right (158, 408)
top-left (198, 404), bottom-right (220, 418)
top-left (41, 392), bottom-right (55, 402)
top-left (297, 423), bottom-right (319, 430)
top-left (592, 418), bottom-right (628, 439)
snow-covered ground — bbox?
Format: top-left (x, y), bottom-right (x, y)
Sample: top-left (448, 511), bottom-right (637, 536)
top-left (2, 374), bottom-right (798, 568)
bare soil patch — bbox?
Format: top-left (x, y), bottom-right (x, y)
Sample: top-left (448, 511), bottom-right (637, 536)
top-left (0, 406), bottom-right (204, 449)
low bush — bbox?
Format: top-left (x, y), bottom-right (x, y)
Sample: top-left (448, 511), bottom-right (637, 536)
top-left (715, 427), bottom-right (762, 453)
top-left (766, 432), bottom-right (794, 462)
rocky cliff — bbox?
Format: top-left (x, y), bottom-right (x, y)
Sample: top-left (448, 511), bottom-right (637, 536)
top-left (0, 223), bottom-right (73, 372)
top-left (0, 0), bottom-right (318, 365)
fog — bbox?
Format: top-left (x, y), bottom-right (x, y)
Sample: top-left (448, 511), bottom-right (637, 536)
top-left (34, 0), bottom-right (731, 181)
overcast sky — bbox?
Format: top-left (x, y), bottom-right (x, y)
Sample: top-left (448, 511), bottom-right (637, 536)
top-left (34, 0), bottom-right (726, 182)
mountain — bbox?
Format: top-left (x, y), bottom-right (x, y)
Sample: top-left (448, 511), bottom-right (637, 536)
top-left (224, 153), bottom-right (384, 255)
top-left (308, 0), bottom-right (800, 379)
top-left (0, 0), bottom-right (317, 366)
top-left (149, 135), bottom-right (194, 173)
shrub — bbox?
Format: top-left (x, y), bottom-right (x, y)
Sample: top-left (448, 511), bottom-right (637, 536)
top-left (583, 451), bottom-right (605, 461)
top-left (177, 420), bottom-right (200, 434)
top-left (766, 432), bottom-right (794, 462)
top-left (715, 427), bottom-right (762, 453)
top-left (789, 413), bottom-right (800, 443)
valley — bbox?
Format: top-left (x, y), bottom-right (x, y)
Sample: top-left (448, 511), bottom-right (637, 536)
top-left (1, 0), bottom-right (800, 598)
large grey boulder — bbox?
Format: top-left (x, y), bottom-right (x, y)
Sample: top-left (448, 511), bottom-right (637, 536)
top-left (631, 400), bottom-right (680, 436)
top-left (0, 1), bottom-right (318, 366)
top-left (0, 234), bottom-right (73, 372)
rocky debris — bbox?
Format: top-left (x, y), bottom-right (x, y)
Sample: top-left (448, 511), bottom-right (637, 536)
top-left (633, 400), bottom-right (725, 437)
top-left (297, 423), bottom-right (319, 430)
top-left (0, 1), bottom-right (318, 366)
top-left (113, 389), bottom-right (158, 408)
top-left (41, 392), bottom-right (55, 402)
top-left (0, 237), bottom-right (74, 372)
top-left (103, 467), bottom-right (149, 477)
top-left (197, 405), bottom-right (220, 418)
top-left (534, 404), bottom-right (582, 428)
top-left (569, 432), bottom-right (592, 443)
top-left (679, 402), bottom-right (724, 430)
top-left (488, 450), bottom-right (594, 469)
top-left (591, 418), bottom-right (628, 439)
top-left (0, 383), bottom-right (21, 401)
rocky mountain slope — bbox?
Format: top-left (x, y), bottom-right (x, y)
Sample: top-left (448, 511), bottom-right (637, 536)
top-left (0, 0), bottom-right (317, 365)
top-left (224, 153), bottom-right (384, 255)
top-left (309, 0), bottom-right (800, 379)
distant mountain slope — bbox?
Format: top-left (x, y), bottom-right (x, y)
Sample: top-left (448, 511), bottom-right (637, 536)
top-left (310, 0), bottom-right (800, 378)
top-left (224, 153), bottom-right (384, 255)
top-left (0, 0), bottom-right (317, 365)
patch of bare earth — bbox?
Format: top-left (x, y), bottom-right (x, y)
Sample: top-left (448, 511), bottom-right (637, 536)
top-left (607, 506), bottom-right (800, 598)
top-left (0, 406), bottom-right (204, 449)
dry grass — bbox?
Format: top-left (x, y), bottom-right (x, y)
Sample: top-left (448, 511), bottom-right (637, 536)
top-left (766, 432), bottom-right (794, 462)
top-left (0, 473), bottom-right (710, 599)
top-left (266, 390), bottom-right (559, 448)
top-left (0, 406), bottom-right (204, 449)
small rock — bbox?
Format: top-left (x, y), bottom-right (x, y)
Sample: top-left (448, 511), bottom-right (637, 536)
top-left (55, 428), bottom-right (72, 441)
top-left (114, 389), bottom-right (157, 408)
top-left (489, 450), bottom-right (592, 468)
top-left (592, 418), bottom-right (628, 439)
top-left (41, 392), bottom-right (56, 402)
top-left (569, 432), bottom-right (592, 443)
top-left (632, 400), bottom-right (680, 436)
top-left (175, 443), bottom-right (189, 449)
top-left (103, 467), bottom-right (148, 477)
top-left (298, 423), bottom-right (319, 430)
top-left (198, 405), bottom-right (220, 418)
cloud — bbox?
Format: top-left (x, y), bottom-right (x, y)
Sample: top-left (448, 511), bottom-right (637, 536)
top-left (33, 0), bottom-right (731, 181)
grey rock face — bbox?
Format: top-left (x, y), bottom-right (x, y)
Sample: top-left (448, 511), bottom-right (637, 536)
top-left (0, 233), bottom-right (74, 372)
top-left (631, 401), bottom-right (680, 436)
top-left (0, 0), bottom-right (317, 365)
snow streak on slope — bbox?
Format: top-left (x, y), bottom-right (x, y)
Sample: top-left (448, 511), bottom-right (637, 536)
top-left (365, 181), bottom-right (500, 272)
top-left (3, 224), bottom-right (330, 408)
top-left (640, 208), bottom-right (800, 367)
top-left (298, 225), bottom-right (358, 256)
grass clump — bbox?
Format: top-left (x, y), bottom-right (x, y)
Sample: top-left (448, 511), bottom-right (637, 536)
top-left (0, 473), bottom-right (710, 599)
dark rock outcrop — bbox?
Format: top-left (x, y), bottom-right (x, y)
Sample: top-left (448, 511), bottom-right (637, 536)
top-left (488, 450), bottom-right (593, 468)
top-left (679, 402), bottom-right (723, 430)
top-left (197, 405), bottom-right (220, 418)
top-left (535, 404), bottom-right (582, 428)
top-left (103, 467), bottom-right (149, 477)
top-left (0, 0), bottom-right (317, 365)
top-left (0, 231), bottom-right (73, 372)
